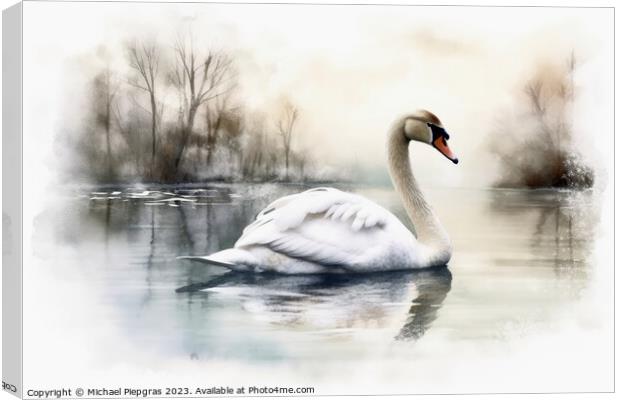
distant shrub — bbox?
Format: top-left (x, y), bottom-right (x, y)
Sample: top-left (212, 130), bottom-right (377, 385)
top-left (489, 53), bottom-right (594, 189)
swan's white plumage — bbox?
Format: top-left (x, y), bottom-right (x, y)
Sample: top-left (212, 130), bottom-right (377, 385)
top-left (240, 188), bottom-right (386, 240)
top-left (198, 187), bottom-right (432, 273)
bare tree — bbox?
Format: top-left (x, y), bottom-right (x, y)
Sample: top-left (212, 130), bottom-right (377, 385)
top-left (276, 101), bottom-right (299, 180)
top-left (524, 79), bottom-right (558, 151)
top-left (220, 105), bottom-right (244, 172)
top-left (241, 114), bottom-right (265, 178)
top-left (170, 36), bottom-right (234, 175)
top-left (92, 68), bottom-right (119, 180)
top-left (239, 112), bottom-right (281, 180)
top-left (114, 102), bottom-right (148, 176)
top-left (297, 150), bottom-right (308, 180)
top-left (204, 93), bottom-right (232, 166)
top-left (127, 41), bottom-right (161, 178)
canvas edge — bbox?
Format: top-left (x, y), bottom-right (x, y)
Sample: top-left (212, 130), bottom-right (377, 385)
top-left (2, 2), bottom-right (23, 398)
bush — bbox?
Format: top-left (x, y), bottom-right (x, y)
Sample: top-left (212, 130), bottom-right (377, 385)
top-left (489, 53), bottom-right (594, 189)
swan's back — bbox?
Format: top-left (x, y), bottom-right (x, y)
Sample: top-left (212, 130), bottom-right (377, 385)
top-left (209, 188), bottom-right (424, 273)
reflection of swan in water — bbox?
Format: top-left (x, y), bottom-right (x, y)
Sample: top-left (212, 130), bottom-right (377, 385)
top-left (180, 110), bottom-right (458, 273)
top-left (177, 267), bottom-right (452, 341)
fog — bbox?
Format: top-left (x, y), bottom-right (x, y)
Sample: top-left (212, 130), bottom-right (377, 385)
top-left (22, 3), bottom-right (613, 188)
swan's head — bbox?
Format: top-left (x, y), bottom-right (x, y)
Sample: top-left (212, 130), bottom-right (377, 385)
top-left (403, 110), bottom-right (459, 164)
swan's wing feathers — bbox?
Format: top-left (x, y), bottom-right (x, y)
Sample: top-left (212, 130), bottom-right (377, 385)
top-left (235, 189), bottom-right (392, 268)
top-left (268, 232), bottom-right (354, 266)
top-left (240, 188), bottom-right (346, 242)
top-left (257, 187), bottom-right (339, 217)
top-left (244, 188), bottom-right (388, 236)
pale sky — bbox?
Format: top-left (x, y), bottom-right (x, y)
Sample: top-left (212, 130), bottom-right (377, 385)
top-left (22, 2), bottom-right (614, 188)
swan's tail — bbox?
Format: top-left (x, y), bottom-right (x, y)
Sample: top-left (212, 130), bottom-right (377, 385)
top-left (177, 248), bottom-right (252, 270)
top-left (176, 256), bottom-right (236, 268)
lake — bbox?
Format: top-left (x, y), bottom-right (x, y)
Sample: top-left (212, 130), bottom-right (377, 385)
top-left (25, 183), bottom-right (611, 394)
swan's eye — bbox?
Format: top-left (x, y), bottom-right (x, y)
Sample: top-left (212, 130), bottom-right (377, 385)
top-left (428, 123), bottom-right (449, 142)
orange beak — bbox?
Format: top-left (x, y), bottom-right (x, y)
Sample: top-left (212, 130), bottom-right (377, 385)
top-left (433, 136), bottom-right (459, 164)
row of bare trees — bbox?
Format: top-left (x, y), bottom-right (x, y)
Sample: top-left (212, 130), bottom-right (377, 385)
top-left (78, 35), bottom-right (311, 184)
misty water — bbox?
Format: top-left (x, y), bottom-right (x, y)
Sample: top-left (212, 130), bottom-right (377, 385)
top-left (34, 183), bottom-right (598, 366)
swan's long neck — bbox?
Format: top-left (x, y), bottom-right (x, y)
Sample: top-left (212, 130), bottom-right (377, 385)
top-left (387, 119), bottom-right (452, 266)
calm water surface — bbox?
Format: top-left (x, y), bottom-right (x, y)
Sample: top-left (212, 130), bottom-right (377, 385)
top-left (35, 183), bottom-right (597, 363)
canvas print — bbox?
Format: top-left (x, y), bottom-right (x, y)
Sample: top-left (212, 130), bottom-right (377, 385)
top-left (7, 1), bottom-right (614, 397)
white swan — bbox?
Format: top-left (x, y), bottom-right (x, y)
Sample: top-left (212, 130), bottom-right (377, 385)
top-left (181, 110), bottom-right (458, 273)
